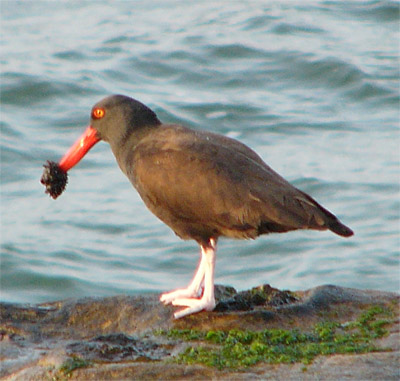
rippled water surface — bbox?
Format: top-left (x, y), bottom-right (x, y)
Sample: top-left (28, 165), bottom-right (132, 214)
top-left (1, 1), bottom-right (399, 304)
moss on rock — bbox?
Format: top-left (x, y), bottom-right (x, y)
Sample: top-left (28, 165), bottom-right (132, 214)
top-left (158, 305), bottom-right (394, 369)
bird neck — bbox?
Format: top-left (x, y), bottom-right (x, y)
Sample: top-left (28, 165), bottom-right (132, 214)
top-left (109, 122), bottom-right (162, 175)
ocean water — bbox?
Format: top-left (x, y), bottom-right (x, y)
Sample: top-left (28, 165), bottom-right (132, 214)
top-left (1, 1), bottom-right (399, 305)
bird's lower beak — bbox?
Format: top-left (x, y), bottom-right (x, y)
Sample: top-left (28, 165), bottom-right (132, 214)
top-left (59, 126), bottom-right (100, 172)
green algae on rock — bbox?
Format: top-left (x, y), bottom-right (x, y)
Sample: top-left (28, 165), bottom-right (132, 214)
top-left (159, 305), bottom-right (394, 369)
top-left (59, 355), bottom-right (90, 377)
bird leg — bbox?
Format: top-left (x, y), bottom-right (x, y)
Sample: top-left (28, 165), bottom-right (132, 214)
top-left (160, 238), bottom-right (217, 319)
top-left (160, 250), bottom-right (206, 304)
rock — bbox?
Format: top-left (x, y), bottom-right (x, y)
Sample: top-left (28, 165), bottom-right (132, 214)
top-left (1, 284), bottom-right (398, 380)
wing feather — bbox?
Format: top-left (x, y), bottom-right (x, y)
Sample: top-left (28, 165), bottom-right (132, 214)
top-left (125, 125), bottom-right (335, 241)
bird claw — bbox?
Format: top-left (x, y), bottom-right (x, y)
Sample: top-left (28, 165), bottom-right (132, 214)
top-left (160, 286), bottom-right (202, 305)
top-left (171, 297), bottom-right (216, 319)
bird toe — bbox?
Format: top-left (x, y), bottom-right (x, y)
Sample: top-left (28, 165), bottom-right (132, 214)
top-left (171, 297), bottom-right (216, 319)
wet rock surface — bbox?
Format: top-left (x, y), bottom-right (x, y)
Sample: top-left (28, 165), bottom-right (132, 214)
top-left (1, 284), bottom-right (399, 380)
top-left (66, 333), bottom-right (168, 362)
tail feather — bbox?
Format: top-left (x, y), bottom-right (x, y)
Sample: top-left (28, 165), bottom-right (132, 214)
top-left (327, 219), bottom-right (354, 237)
top-left (298, 190), bottom-right (354, 238)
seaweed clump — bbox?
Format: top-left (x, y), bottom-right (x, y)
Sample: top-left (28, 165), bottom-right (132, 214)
top-left (40, 160), bottom-right (68, 199)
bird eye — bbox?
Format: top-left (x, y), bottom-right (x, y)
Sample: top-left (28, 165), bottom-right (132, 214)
top-left (92, 107), bottom-right (105, 119)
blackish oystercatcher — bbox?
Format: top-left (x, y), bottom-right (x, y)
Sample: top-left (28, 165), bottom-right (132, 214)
top-left (41, 94), bottom-right (353, 319)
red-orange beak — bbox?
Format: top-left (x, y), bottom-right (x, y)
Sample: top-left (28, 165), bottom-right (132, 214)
top-left (59, 126), bottom-right (100, 172)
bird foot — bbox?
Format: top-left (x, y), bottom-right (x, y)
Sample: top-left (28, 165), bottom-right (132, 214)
top-left (160, 286), bottom-right (202, 305)
top-left (160, 239), bottom-right (216, 319)
top-left (171, 296), bottom-right (216, 319)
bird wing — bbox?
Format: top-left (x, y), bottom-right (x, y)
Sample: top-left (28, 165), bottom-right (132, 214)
top-left (129, 126), bottom-right (331, 241)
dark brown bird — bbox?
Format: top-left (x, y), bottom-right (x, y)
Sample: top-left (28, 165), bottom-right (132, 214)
top-left (44, 94), bottom-right (353, 319)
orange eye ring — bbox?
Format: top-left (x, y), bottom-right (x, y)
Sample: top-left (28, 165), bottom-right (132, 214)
top-left (92, 107), bottom-right (105, 120)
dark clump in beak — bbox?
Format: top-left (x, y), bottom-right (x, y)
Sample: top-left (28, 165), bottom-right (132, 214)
top-left (40, 126), bottom-right (100, 199)
top-left (41, 160), bottom-right (68, 199)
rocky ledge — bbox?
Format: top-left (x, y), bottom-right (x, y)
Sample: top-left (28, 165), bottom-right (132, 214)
top-left (1, 284), bottom-right (399, 380)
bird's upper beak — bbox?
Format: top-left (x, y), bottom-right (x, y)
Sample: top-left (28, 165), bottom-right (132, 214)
top-left (59, 126), bottom-right (100, 172)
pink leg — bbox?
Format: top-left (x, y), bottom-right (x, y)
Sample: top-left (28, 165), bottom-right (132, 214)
top-left (160, 238), bottom-right (217, 319)
top-left (160, 249), bottom-right (206, 304)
